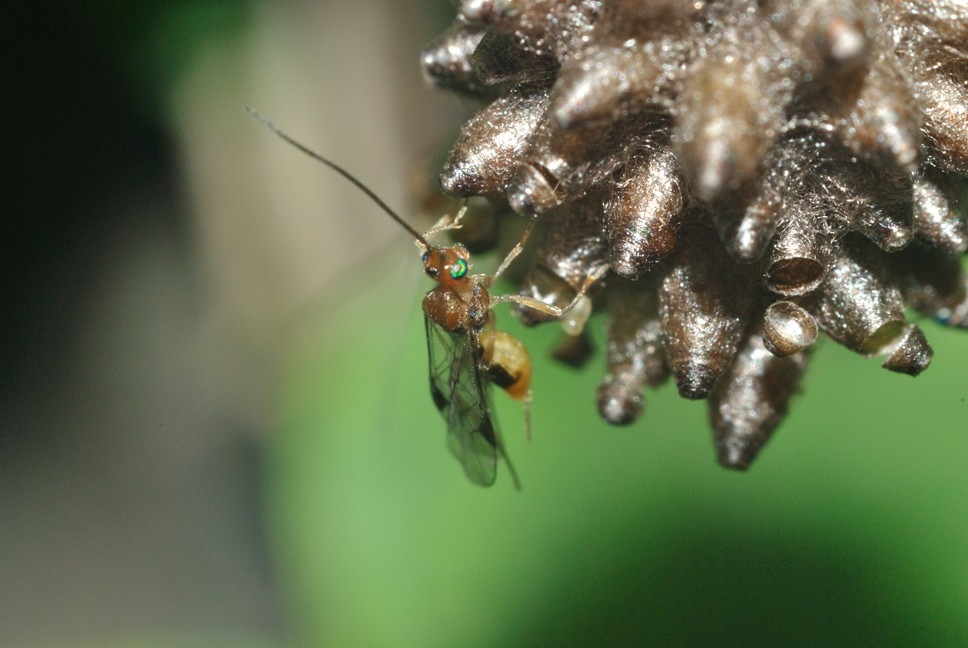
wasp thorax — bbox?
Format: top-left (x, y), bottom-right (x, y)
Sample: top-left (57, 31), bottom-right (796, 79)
top-left (426, 0), bottom-right (968, 469)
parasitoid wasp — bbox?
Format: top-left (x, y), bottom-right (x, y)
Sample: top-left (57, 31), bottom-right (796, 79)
top-left (247, 107), bottom-right (600, 489)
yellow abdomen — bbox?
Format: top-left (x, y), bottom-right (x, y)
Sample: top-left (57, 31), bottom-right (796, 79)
top-left (478, 330), bottom-right (532, 401)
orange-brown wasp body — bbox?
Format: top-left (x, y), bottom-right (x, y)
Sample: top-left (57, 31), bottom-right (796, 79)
top-left (247, 107), bottom-right (555, 489)
top-left (419, 241), bottom-right (529, 488)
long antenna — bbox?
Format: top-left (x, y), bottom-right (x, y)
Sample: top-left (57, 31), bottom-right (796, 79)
top-left (246, 106), bottom-right (432, 249)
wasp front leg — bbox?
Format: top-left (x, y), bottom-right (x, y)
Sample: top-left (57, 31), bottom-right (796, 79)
top-left (420, 203), bottom-right (470, 244)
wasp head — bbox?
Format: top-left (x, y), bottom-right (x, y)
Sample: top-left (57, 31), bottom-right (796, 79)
top-left (423, 245), bottom-right (472, 288)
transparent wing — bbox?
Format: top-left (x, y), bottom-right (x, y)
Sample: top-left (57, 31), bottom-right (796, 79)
top-left (424, 315), bottom-right (499, 487)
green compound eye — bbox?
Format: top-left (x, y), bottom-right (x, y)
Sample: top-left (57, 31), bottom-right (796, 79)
top-left (450, 258), bottom-right (468, 280)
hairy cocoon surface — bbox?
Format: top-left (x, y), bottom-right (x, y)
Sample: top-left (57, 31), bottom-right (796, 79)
top-left (424, 0), bottom-right (968, 469)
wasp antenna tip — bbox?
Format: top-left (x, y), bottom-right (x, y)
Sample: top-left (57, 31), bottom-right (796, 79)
top-left (247, 109), bottom-right (431, 248)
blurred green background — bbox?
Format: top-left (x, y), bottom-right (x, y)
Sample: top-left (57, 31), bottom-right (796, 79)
top-left (3, 2), bottom-right (968, 647)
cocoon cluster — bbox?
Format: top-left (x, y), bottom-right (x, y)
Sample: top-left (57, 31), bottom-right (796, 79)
top-left (422, 0), bottom-right (968, 469)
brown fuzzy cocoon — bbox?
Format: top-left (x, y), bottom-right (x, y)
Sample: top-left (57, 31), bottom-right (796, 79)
top-left (428, 0), bottom-right (968, 468)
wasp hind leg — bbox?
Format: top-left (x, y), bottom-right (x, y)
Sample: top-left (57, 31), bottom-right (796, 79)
top-left (522, 389), bottom-right (532, 443)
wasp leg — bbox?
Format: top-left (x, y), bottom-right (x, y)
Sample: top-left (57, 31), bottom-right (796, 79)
top-left (493, 215), bottom-right (540, 280)
top-left (419, 203), bottom-right (470, 245)
top-left (491, 264), bottom-right (609, 319)
top-left (522, 389), bottom-right (532, 443)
